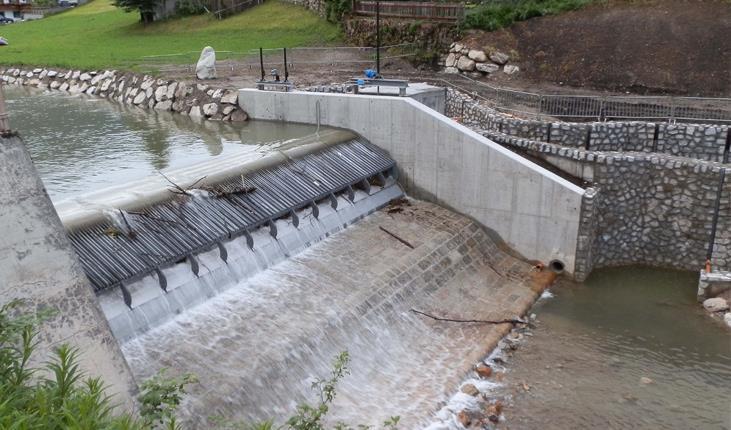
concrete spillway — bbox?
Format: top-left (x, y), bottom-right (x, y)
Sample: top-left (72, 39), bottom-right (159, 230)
top-left (52, 127), bottom-right (546, 426)
top-left (56, 129), bottom-right (401, 340)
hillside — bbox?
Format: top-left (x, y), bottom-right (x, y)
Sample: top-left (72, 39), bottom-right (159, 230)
top-left (0, 0), bottom-right (341, 70)
top-left (462, 0), bottom-right (731, 96)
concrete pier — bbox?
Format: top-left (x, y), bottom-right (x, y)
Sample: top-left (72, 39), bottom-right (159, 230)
top-left (0, 135), bottom-right (136, 406)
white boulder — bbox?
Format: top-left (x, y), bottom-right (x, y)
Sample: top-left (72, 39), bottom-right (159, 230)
top-left (504, 65), bottom-right (520, 75)
top-left (457, 56), bottom-right (476, 72)
top-left (154, 85), bottom-right (168, 102)
top-left (221, 90), bottom-right (238, 105)
top-left (445, 52), bottom-right (457, 68)
top-left (489, 51), bottom-right (510, 65)
top-left (468, 49), bottom-right (487, 62)
top-left (703, 297), bottom-right (729, 313)
top-left (202, 103), bottom-right (218, 117)
top-left (476, 63), bottom-right (500, 74)
top-left (196, 46), bottom-right (217, 80)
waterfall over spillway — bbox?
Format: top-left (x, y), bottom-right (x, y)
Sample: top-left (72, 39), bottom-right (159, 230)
top-left (57, 130), bottom-right (543, 426)
top-left (120, 200), bottom-right (543, 427)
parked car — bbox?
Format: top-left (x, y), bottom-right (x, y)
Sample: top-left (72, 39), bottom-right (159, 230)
top-left (0, 17), bottom-right (14, 24)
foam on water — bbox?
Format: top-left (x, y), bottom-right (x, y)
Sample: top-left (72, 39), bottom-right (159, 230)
top-left (118, 200), bottom-right (540, 427)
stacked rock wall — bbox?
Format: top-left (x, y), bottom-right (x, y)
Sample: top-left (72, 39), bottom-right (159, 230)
top-left (443, 43), bottom-right (519, 77)
top-left (447, 89), bottom-right (731, 163)
top-left (479, 127), bottom-right (731, 278)
top-left (0, 67), bottom-right (248, 122)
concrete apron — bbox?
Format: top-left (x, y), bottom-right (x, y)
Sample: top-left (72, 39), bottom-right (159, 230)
top-left (0, 135), bottom-right (137, 407)
top-left (120, 199), bottom-right (556, 427)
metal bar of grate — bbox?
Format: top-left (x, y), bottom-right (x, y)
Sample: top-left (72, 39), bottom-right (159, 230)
top-left (68, 137), bottom-right (397, 294)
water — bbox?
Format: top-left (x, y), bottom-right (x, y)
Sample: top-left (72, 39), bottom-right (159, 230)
top-left (495, 267), bottom-right (731, 429)
top-left (119, 200), bottom-right (542, 428)
top-left (3, 85), bottom-right (321, 201)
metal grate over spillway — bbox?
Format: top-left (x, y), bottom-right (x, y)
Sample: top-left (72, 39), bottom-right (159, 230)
top-left (67, 137), bottom-right (398, 296)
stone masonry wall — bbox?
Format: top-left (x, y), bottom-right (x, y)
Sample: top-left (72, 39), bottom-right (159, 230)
top-left (0, 67), bottom-right (248, 122)
top-left (480, 127), bottom-right (731, 277)
top-left (447, 88), bottom-right (731, 162)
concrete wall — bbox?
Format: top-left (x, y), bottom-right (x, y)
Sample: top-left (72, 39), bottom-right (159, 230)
top-left (482, 128), bottom-right (731, 275)
top-left (238, 89), bottom-right (586, 273)
top-left (0, 135), bottom-right (136, 406)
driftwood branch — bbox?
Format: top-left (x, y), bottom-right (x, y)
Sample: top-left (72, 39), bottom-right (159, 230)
top-left (410, 309), bottom-right (526, 325)
top-left (379, 226), bottom-right (414, 249)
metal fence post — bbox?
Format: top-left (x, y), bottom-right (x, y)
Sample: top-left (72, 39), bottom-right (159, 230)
top-left (0, 83), bottom-right (9, 132)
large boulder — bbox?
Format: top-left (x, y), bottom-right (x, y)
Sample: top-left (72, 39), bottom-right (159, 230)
top-left (445, 52), bottom-right (457, 68)
top-left (196, 46), bottom-right (217, 80)
top-left (457, 56), bottom-right (476, 72)
top-left (476, 63), bottom-right (500, 74)
top-left (221, 90), bottom-right (238, 105)
top-left (504, 65), bottom-right (520, 75)
top-left (202, 102), bottom-right (219, 117)
top-left (489, 51), bottom-right (510, 65)
top-left (468, 49), bottom-right (487, 62)
top-left (703, 297), bottom-right (729, 312)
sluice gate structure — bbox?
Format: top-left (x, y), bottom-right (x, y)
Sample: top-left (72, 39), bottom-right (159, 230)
top-left (55, 129), bottom-right (402, 341)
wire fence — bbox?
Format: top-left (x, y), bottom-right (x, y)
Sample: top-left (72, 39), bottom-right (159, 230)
top-left (135, 46), bottom-right (731, 124)
top-left (136, 44), bottom-right (419, 74)
top-left (434, 74), bottom-right (731, 124)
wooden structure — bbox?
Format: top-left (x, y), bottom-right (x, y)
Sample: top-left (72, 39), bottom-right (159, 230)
top-left (352, 0), bottom-right (464, 23)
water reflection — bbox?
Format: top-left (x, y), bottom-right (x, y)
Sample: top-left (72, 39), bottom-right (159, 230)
top-left (4, 85), bottom-right (321, 201)
top-left (497, 267), bottom-right (731, 429)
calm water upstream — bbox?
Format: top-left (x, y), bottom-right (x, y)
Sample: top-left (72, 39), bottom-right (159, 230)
top-left (498, 267), bottom-right (731, 429)
top-left (4, 86), bottom-right (321, 201)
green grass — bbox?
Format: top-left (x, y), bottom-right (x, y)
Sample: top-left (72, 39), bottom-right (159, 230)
top-left (463, 0), bottom-right (596, 32)
top-left (0, 0), bottom-right (341, 69)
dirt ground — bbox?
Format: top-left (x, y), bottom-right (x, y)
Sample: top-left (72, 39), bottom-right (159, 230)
top-left (158, 0), bottom-right (731, 99)
top-left (460, 0), bottom-right (731, 97)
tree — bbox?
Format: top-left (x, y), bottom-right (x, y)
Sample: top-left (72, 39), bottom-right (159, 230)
top-left (113, 0), bottom-right (161, 24)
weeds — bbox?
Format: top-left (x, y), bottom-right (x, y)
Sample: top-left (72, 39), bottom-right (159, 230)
top-left (463, 0), bottom-right (595, 31)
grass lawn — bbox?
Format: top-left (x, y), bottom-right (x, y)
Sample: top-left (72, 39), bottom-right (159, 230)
top-left (0, 0), bottom-right (342, 70)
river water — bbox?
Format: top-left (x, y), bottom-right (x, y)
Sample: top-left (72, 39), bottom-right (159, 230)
top-left (3, 85), bottom-right (320, 201)
top-left (5, 86), bottom-right (729, 427)
top-left (493, 267), bottom-right (731, 429)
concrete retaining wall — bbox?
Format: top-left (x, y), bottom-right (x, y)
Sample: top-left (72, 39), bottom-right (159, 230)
top-left (0, 135), bottom-right (137, 406)
top-left (481, 128), bottom-right (731, 275)
top-left (238, 89), bottom-right (586, 274)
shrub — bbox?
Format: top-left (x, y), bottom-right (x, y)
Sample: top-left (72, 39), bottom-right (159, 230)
top-left (463, 0), bottom-right (595, 31)
top-left (324, 0), bottom-right (352, 23)
top-left (0, 299), bottom-right (192, 429)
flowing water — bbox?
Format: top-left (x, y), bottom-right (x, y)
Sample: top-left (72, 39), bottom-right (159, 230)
top-left (6, 86), bottom-right (729, 427)
top-left (4, 85), bottom-right (321, 201)
top-left (494, 267), bottom-right (731, 429)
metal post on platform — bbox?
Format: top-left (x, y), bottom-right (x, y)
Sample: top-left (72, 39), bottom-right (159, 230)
top-left (376, 0), bottom-right (381, 78)
top-left (0, 84), bottom-right (9, 132)
top-left (283, 47), bottom-right (289, 82)
top-left (259, 47), bottom-right (265, 82)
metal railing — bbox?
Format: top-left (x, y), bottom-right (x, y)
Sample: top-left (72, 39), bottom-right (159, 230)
top-left (352, 0), bottom-right (464, 23)
top-left (438, 74), bottom-right (731, 124)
